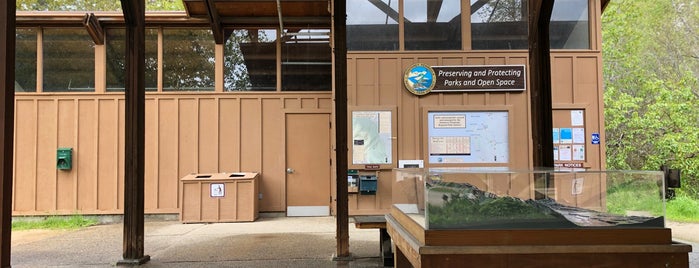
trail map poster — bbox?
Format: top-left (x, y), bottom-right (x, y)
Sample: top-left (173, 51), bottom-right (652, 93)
top-left (352, 111), bottom-right (393, 165)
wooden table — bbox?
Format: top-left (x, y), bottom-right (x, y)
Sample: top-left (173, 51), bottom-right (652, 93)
top-left (386, 206), bottom-right (692, 268)
top-left (353, 215), bottom-right (393, 266)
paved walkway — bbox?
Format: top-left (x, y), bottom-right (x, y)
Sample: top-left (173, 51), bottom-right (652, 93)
top-left (10, 216), bottom-right (699, 267)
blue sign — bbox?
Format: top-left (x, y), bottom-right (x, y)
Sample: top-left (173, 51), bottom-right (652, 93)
top-left (404, 63), bottom-right (436, 96)
top-left (591, 133), bottom-right (600, 145)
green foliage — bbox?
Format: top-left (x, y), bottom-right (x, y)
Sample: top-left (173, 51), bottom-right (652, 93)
top-left (428, 194), bottom-right (557, 228)
top-left (666, 195), bottom-right (699, 222)
top-left (17, 0), bottom-right (184, 11)
top-left (603, 0), bottom-right (699, 198)
top-left (12, 215), bottom-right (98, 231)
top-left (606, 177), bottom-right (664, 216)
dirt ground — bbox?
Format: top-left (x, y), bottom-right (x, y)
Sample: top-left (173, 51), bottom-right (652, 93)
top-left (667, 221), bottom-right (699, 243)
top-left (11, 229), bottom-right (69, 246)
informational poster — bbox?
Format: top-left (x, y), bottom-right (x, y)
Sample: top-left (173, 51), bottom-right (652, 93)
top-left (573, 145), bottom-right (586, 161)
top-left (352, 111), bottom-right (393, 164)
top-left (427, 111), bottom-right (508, 163)
top-left (573, 128), bottom-right (585, 143)
top-left (560, 128), bottom-right (573, 144)
top-left (559, 145), bottom-right (572, 161)
top-left (571, 110), bottom-right (585, 126)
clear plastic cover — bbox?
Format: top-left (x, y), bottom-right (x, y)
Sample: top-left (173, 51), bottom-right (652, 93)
top-left (392, 168), bottom-right (665, 230)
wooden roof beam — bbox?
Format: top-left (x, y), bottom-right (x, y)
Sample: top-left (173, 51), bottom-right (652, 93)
top-left (204, 0), bottom-right (224, 44)
top-left (426, 0), bottom-right (443, 23)
top-left (601, 0), bottom-right (611, 13)
top-left (83, 13), bottom-right (104, 45)
top-left (368, 0), bottom-right (403, 24)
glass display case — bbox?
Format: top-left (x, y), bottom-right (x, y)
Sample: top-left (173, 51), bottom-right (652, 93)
top-left (392, 168), bottom-right (666, 230)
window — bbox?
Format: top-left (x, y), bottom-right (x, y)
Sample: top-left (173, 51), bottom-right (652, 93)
top-left (404, 0), bottom-right (462, 50)
top-left (43, 28), bottom-right (95, 92)
top-left (15, 28), bottom-right (37, 92)
top-left (347, 0), bottom-right (399, 51)
top-left (550, 0), bottom-right (589, 49)
top-left (162, 29), bottom-right (215, 91)
top-left (470, 0), bottom-right (528, 50)
top-left (281, 28), bottom-right (332, 91)
top-left (105, 28), bottom-right (159, 92)
top-left (224, 29), bottom-right (277, 91)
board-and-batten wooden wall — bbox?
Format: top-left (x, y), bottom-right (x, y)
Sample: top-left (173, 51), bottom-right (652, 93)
top-left (13, 93), bottom-right (332, 215)
top-left (12, 52), bottom-right (603, 216)
top-left (346, 51), bottom-right (605, 215)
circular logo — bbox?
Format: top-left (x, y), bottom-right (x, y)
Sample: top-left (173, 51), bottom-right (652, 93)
top-left (404, 63), bottom-right (435, 96)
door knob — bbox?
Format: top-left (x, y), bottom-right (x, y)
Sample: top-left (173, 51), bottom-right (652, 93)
top-left (286, 168), bottom-right (295, 174)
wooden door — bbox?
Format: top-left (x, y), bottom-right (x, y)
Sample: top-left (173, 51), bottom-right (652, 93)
top-left (285, 113), bottom-right (331, 216)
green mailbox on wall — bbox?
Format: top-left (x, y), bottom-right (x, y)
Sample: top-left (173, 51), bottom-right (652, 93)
top-left (57, 148), bottom-right (72, 170)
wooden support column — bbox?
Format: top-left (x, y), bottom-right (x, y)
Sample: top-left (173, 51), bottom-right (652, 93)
top-left (333, 0), bottom-right (350, 259)
top-left (118, 0), bottom-right (150, 265)
top-left (0, 1), bottom-right (15, 267)
top-left (528, 0), bottom-right (555, 168)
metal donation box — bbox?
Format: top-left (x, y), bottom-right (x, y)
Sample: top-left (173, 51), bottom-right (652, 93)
top-left (180, 172), bottom-right (259, 223)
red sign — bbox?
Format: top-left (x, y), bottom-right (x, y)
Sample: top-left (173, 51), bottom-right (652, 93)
top-left (364, 165), bottom-right (380, 170)
top-left (554, 163), bottom-right (583, 168)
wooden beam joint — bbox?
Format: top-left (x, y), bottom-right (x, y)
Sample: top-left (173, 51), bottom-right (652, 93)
top-left (204, 0), bottom-right (225, 44)
top-left (83, 13), bottom-right (104, 45)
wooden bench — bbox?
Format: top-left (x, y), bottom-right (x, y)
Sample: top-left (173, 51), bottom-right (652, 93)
top-left (353, 215), bottom-right (394, 266)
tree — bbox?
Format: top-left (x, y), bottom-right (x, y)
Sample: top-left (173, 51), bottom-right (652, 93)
top-left (603, 0), bottom-right (699, 197)
top-left (17, 0), bottom-right (183, 11)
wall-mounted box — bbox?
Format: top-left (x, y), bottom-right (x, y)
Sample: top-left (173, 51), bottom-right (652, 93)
top-left (180, 172), bottom-right (259, 223)
top-left (359, 174), bottom-right (377, 195)
top-left (56, 148), bottom-right (72, 170)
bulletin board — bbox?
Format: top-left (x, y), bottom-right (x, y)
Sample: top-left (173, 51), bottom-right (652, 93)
top-left (423, 107), bottom-right (511, 165)
top-left (349, 106), bottom-right (397, 169)
top-left (553, 109), bottom-right (587, 168)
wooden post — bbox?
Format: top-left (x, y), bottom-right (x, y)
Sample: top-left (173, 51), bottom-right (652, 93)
top-left (333, 0), bottom-right (350, 259)
top-left (0, 1), bottom-right (15, 267)
top-left (528, 0), bottom-right (555, 168)
top-left (118, 0), bottom-right (150, 265)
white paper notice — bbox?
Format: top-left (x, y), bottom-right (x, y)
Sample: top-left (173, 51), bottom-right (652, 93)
top-left (571, 110), bottom-right (584, 126)
top-left (573, 145), bottom-right (585, 161)
top-left (559, 145), bottom-right (572, 161)
top-left (553, 146), bottom-right (559, 161)
top-left (378, 111), bottom-right (392, 134)
top-left (572, 128), bottom-right (585, 143)
top-left (572, 178), bottom-right (584, 195)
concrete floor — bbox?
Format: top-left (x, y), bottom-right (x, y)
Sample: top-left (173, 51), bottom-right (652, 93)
top-left (10, 215), bottom-right (699, 267)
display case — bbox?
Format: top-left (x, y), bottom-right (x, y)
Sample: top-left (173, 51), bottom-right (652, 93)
top-left (388, 168), bottom-right (691, 268)
top-left (392, 168), bottom-right (666, 230)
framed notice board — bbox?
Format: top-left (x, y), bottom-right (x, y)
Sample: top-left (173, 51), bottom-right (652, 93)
top-left (349, 106), bottom-right (397, 169)
top-left (423, 107), bottom-right (512, 165)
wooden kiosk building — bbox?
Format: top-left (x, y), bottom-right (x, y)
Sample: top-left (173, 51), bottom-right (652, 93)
top-left (9, 0), bottom-right (607, 220)
top-left (1, 0), bottom-right (690, 266)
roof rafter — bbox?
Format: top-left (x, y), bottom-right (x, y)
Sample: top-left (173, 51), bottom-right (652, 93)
top-left (204, 0), bottom-right (224, 44)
